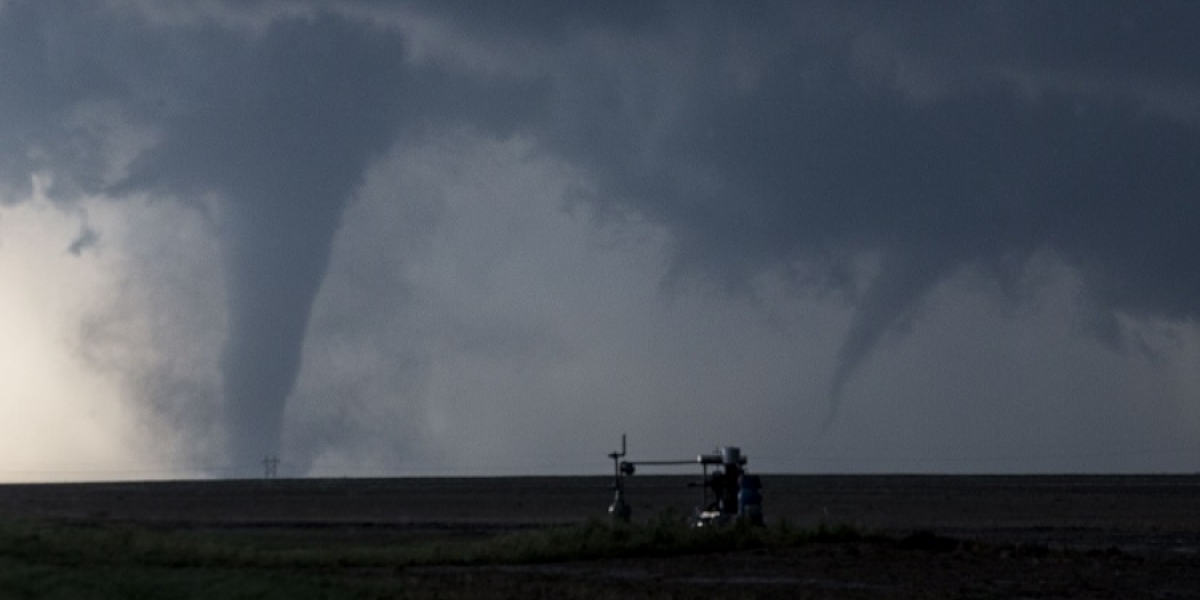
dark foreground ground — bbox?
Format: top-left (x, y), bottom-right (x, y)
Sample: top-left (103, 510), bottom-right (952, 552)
top-left (0, 475), bottom-right (1198, 598)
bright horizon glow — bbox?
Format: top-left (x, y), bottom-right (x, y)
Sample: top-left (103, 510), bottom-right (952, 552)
top-left (0, 188), bottom-right (155, 482)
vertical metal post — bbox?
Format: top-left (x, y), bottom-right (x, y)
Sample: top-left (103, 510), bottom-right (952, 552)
top-left (608, 434), bottom-right (631, 522)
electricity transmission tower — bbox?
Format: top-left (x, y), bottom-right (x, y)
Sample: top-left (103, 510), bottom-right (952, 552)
top-left (262, 455), bottom-right (279, 479)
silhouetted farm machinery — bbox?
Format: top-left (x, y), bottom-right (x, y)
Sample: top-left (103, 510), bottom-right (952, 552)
top-left (607, 435), bottom-right (763, 527)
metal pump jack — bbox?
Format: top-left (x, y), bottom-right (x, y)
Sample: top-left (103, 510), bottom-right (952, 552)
top-left (606, 434), bottom-right (763, 527)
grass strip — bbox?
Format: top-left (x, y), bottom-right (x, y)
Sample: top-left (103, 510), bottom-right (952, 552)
top-left (0, 514), bottom-right (872, 571)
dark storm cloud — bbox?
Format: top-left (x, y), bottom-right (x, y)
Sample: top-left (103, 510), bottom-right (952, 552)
top-left (3, 1), bottom-right (1200, 464)
top-left (0, 0), bottom-right (542, 464)
top-left (499, 2), bottom-right (1200, 421)
top-left (0, 2), bottom-right (117, 199)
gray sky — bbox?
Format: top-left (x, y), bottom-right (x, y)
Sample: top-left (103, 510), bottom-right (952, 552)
top-left (1, 1), bottom-right (1199, 479)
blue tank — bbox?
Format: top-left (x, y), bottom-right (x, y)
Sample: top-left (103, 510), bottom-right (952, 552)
top-left (738, 474), bottom-right (764, 526)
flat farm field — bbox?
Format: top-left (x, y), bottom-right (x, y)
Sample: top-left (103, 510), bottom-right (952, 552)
top-left (0, 475), bottom-right (1197, 598)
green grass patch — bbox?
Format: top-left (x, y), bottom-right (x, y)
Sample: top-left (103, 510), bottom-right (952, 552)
top-left (446, 512), bottom-right (873, 565)
top-left (0, 517), bottom-right (876, 598)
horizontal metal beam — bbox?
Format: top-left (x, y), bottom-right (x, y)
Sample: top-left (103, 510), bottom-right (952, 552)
top-left (625, 460), bottom-right (699, 466)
